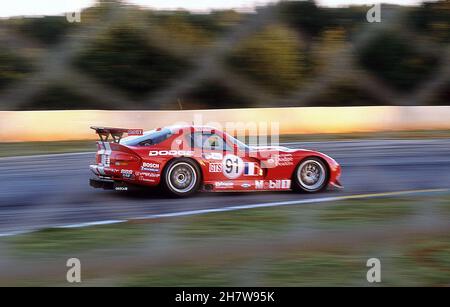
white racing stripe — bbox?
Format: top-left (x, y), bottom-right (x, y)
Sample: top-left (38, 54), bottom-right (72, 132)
top-left (98, 166), bottom-right (106, 176)
top-left (104, 142), bottom-right (112, 155)
top-left (0, 188), bottom-right (449, 238)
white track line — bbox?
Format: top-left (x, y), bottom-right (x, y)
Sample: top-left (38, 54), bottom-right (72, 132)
top-left (134, 188), bottom-right (450, 220)
top-left (0, 188), bottom-right (449, 238)
top-left (0, 230), bottom-right (33, 238)
top-left (56, 219), bottom-right (127, 229)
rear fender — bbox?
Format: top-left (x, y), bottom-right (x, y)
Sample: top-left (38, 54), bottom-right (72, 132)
top-left (94, 142), bottom-right (141, 179)
top-left (109, 143), bottom-right (141, 168)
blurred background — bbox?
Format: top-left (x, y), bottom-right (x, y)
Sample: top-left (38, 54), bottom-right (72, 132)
top-left (0, 0), bottom-right (448, 111)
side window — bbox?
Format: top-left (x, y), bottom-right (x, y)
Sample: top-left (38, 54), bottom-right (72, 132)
top-left (137, 129), bottom-right (172, 146)
top-left (139, 139), bottom-right (153, 146)
top-left (189, 133), bottom-right (231, 151)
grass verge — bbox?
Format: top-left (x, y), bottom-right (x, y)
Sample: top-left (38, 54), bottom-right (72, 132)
top-left (1, 192), bottom-right (450, 286)
top-left (0, 140), bottom-right (95, 157)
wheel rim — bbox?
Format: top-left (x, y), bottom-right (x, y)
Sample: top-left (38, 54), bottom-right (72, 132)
top-left (297, 160), bottom-right (326, 191)
top-left (167, 162), bottom-right (197, 193)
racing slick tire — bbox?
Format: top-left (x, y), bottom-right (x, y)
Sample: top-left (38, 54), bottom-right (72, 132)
top-left (162, 158), bottom-right (201, 197)
top-left (292, 157), bottom-right (329, 193)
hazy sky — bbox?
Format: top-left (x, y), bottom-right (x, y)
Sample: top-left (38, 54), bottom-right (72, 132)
top-left (1, 0), bottom-right (425, 17)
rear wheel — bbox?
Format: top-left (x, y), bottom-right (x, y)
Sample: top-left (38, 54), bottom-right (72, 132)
top-left (293, 157), bottom-right (329, 193)
top-left (162, 158), bottom-right (201, 197)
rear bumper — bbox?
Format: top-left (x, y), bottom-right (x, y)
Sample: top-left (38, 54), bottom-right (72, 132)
top-left (90, 177), bottom-right (114, 190)
top-left (90, 164), bottom-right (115, 189)
top-left (90, 165), bottom-right (110, 176)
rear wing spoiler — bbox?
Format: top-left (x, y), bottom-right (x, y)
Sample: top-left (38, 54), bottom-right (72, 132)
top-left (91, 126), bottom-right (143, 143)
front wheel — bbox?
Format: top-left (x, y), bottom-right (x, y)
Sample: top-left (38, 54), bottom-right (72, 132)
top-left (162, 158), bottom-right (201, 197)
top-left (293, 157), bottom-right (329, 193)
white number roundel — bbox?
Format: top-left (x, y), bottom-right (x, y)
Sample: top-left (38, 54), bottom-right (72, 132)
top-left (222, 154), bottom-right (244, 179)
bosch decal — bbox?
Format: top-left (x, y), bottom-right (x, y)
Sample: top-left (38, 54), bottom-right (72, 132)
top-left (141, 162), bottom-right (160, 172)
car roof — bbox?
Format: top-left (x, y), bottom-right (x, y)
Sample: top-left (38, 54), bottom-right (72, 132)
top-left (165, 125), bottom-right (221, 133)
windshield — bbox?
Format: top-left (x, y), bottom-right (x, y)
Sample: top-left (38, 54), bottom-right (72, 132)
top-left (224, 133), bottom-right (250, 151)
top-left (121, 128), bottom-right (172, 146)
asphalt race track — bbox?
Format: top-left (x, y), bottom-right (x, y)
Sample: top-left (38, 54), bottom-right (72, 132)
top-left (1, 139), bottom-right (450, 235)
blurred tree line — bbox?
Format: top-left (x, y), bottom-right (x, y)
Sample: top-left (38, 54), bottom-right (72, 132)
top-left (0, 0), bottom-right (448, 110)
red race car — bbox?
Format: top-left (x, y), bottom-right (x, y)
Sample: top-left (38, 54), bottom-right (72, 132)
top-left (90, 125), bottom-right (342, 196)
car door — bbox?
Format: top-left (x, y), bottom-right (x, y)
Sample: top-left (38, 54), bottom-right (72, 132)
top-left (190, 132), bottom-right (263, 189)
top-left (189, 132), bottom-right (230, 182)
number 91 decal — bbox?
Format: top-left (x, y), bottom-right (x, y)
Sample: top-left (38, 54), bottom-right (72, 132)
top-left (222, 154), bottom-right (244, 179)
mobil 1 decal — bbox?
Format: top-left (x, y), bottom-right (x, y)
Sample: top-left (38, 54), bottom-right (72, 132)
top-left (222, 154), bottom-right (244, 179)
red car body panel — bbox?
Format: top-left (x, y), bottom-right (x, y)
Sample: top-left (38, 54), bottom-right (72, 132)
top-left (89, 126), bottom-right (342, 192)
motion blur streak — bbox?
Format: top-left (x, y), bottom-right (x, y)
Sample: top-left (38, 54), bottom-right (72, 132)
top-left (0, 1), bottom-right (448, 112)
top-left (1, 187), bottom-right (448, 238)
top-left (2, 106), bottom-right (450, 141)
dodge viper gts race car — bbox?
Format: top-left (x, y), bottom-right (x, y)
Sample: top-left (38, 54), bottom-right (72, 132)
top-left (90, 125), bottom-right (342, 196)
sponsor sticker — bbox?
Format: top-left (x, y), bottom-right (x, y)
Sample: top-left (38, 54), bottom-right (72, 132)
top-left (127, 129), bottom-right (144, 136)
top-left (203, 152), bottom-right (223, 160)
top-left (244, 162), bottom-right (256, 176)
top-left (222, 154), bottom-right (244, 179)
top-left (255, 180), bottom-right (291, 190)
top-left (121, 169), bottom-right (133, 179)
top-left (273, 154), bottom-right (294, 166)
top-left (215, 181), bottom-right (234, 189)
top-left (209, 163), bottom-right (222, 173)
top-left (149, 150), bottom-right (194, 157)
top-left (139, 172), bottom-right (160, 178)
top-left (141, 162), bottom-right (160, 172)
